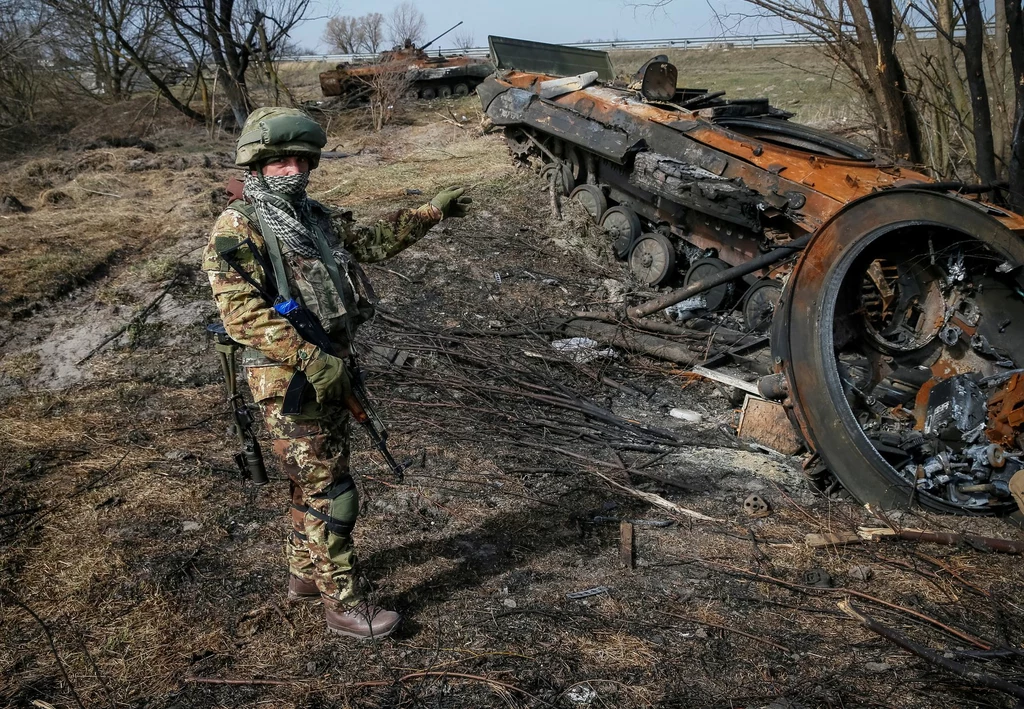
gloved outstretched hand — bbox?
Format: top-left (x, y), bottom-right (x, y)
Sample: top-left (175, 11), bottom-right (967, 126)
top-left (302, 349), bottom-right (351, 404)
top-left (430, 186), bottom-right (472, 219)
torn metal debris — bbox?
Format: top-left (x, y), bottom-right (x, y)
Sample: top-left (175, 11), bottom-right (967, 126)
top-left (481, 36), bottom-right (1024, 520)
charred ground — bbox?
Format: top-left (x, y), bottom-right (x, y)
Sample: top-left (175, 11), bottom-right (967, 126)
top-left (1, 55), bottom-right (1024, 709)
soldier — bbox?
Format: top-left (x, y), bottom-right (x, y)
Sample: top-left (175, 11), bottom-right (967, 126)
top-left (202, 107), bottom-right (470, 639)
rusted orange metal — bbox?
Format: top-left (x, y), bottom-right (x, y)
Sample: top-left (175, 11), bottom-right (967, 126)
top-left (319, 45), bottom-right (493, 101)
top-left (482, 45), bottom-right (1024, 519)
top-left (490, 69), bottom-right (1024, 236)
top-left (988, 374), bottom-right (1024, 446)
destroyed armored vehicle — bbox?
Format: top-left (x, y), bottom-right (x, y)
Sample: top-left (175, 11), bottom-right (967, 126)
top-left (319, 22), bottom-right (494, 102)
top-left (480, 35), bottom-right (1024, 520)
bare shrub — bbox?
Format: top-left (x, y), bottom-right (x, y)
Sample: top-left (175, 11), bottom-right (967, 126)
top-left (452, 29), bottom-right (475, 51)
top-left (365, 61), bottom-right (411, 131)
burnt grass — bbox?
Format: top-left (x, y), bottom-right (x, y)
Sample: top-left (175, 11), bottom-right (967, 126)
top-left (2, 103), bottom-right (1024, 709)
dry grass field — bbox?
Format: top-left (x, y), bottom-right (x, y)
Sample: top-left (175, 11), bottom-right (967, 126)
top-left (1, 49), bottom-right (1022, 709)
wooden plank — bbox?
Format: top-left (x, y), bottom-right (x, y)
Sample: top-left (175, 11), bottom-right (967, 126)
top-left (805, 531), bottom-right (863, 548)
top-left (737, 395), bottom-right (804, 455)
top-left (620, 521), bottom-right (635, 569)
top-left (691, 365), bottom-right (761, 395)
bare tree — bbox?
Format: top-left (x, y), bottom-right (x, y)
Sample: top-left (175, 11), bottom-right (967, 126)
top-left (323, 15), bottom-right (363, 53)
top-left (359, 12), bottom-right (385, 52)
top-left (44, 0), bottom-right (166, 100)
top-left (0, 0), bottom-right (53, 126)
top-left (157, 0), bottom-right (311, 126)
top-left (452, 29), bottom-right (474, 51)
top-left (386, 1), bottom-right (425, 48)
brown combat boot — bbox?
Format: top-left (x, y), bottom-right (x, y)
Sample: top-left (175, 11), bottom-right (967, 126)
top-left (287, 575), bottom-right (321, 602)
top-left (324, 600), bottom-right (401, 639)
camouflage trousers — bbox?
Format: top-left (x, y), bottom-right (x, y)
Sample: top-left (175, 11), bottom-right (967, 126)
top-left (261, 396), bottom-right (362, 606)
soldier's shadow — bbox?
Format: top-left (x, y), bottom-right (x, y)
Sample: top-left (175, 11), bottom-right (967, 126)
top-left (362, 500), bottom-right (604, 618)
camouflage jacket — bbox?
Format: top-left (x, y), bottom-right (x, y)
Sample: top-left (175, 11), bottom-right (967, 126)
top-left (203, 200), bottom-right (441, 402)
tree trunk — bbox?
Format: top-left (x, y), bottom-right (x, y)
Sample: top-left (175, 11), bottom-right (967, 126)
top-left (866, 0), bottom-right (924, 163)
top-left (204, 0), bottom-right (251, 126)
top-left (987, 0), bottom-right (1010, 171)
top-left (845, 0), bottom-right (894, 151)
top-left (1005, 0), bottom-right (1024, 212)
top-left (934, 0), bottom-right (969, 126)
top-left (963, 0), bottom-right (997, 183)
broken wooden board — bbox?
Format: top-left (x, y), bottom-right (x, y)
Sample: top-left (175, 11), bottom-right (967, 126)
top-left (690, 365), bottom-right (761, 395)
top-left (805, 531), bottom-right (862, 548)
top-left (737, 394), bottom-right (803, 455)
top-left (620, 521), bottom-right (634, 569)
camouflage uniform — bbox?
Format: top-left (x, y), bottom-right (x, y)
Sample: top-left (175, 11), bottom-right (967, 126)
top-left (203, 200), bottom-right (441, 606)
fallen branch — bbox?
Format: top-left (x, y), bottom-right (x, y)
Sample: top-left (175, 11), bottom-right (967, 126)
top-left (564, 319), bottom-right (699, 365)
top-left (184, 677), bottom-right (301, 686)
top-left (663, 610), bottom-right (793, 653)
top-left (589, 467), bottom-right (722, 522)
top-left (77, 276), bottom-right (180, 365)
top-left (0, 589), bottom-right (86, 709)
top-left (858, 526), bottom-right (1024, 554)
top-left (712, 562), bottom-right (992, 649)
top-left (838, 599), bottom-right (1024, 701)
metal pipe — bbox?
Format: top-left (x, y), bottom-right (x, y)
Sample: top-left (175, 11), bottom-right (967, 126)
top-left (628, 234), bottom-right (812, 319)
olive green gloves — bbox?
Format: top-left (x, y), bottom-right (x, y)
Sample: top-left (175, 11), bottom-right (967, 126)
top-left (430, 186), bottom-right (472, 218)
top-left (302, 349), bottom-right (351, 403)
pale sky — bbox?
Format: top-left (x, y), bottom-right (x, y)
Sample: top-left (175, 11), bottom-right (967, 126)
top-left (289, 0), bottom-right (781, 54)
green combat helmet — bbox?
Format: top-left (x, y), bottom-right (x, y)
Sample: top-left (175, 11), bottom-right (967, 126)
top-left (235, 107), bottom-right (328, 169)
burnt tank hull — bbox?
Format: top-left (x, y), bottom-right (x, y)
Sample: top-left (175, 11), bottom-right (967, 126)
top-left (481, 37), bottom-right (1024, 520)
top-left (320, 48), bottom-right (494, 101)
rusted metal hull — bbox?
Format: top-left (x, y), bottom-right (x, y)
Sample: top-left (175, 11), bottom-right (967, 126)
top-left (481, 44), bottom-right (1024, 519)
top-left (319, 49), bottom-right (493, 100)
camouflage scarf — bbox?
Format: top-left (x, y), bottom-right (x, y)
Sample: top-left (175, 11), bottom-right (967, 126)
top-left (242, 171), bottom-right (321, 259)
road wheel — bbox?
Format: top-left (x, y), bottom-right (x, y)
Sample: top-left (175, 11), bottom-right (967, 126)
top-left (684, 257), bottom-right (734, 311)
top-left (778, 190), bottom-right (1024, 516)
top-left (600, 205), bottom-right (642, 260)
top-left (420, 86), bottom-right (436, 100)
top-left (541, 162), bottom-right (575, 197)
top-left (742, 278), bottom-right (783, 331)
top-left (629, 233), bottom-right (676, 286)
top-left (568, 184), bottom-right (607, 221)
top-left (454, 82), bottom-right (470, 96)
top-left (438, 85), bottom-right (453, 99)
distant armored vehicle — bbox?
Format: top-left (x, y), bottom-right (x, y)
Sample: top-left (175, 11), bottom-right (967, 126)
top-left (480, 35), bottom-right (1024, 521)
top-left (319, 22), bottom-right (495, 102)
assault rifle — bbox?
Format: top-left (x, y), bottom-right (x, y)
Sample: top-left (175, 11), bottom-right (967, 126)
top-left (218, 239), bottom-right (408, 483)
top-left (207, 322), bottom-right (269, 485)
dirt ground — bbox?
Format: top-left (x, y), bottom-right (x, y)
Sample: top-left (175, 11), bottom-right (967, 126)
top-left (2, 72), bottom-right (1024, 709)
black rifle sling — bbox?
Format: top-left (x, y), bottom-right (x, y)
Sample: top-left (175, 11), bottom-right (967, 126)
top-left (219, 209), bottom-right (312, 414)
top-left (217, 238), bottom-right (276, 303)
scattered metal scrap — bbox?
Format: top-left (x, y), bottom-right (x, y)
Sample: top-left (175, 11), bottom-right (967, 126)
top-left (479, 35), bottom-right (1024, 521)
